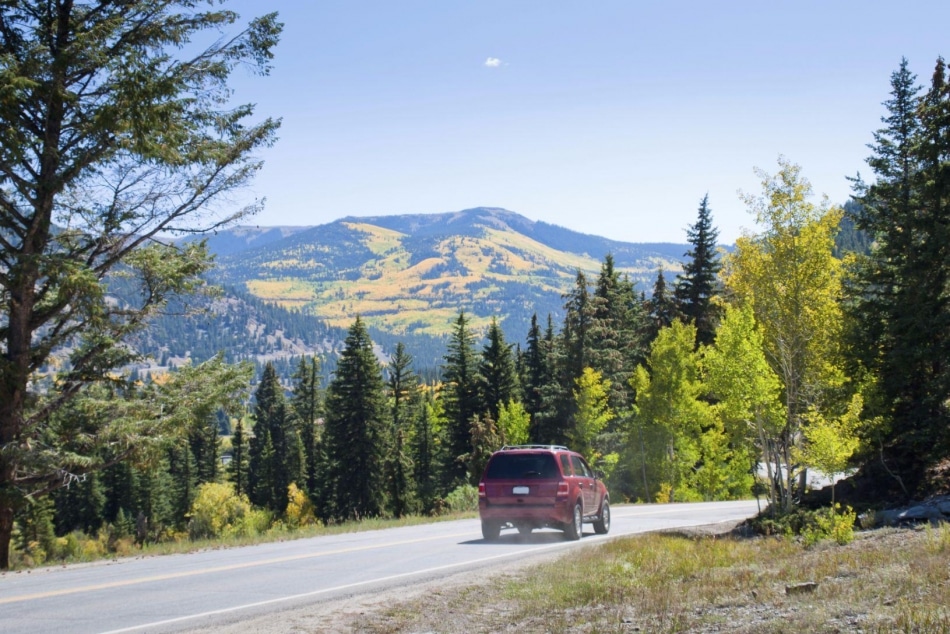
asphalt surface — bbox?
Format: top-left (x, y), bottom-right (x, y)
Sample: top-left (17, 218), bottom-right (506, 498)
top-left (0, 500), bottom-right (760, 633)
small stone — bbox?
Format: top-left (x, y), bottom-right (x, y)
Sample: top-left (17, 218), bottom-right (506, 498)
top-left (785, 581), bottom-right (818, 595)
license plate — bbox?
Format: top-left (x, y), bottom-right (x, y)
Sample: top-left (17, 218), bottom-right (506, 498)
top-left (513, 486), bottom-right (530, 495)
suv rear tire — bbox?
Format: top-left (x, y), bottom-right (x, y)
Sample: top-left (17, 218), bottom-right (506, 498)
top-left (482, 519), bottom-right (501, 541)
top-left (563, 502), bottom-right (582, 540)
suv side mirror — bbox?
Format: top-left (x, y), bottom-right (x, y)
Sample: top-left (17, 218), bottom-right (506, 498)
top-left (594, 469), bottom-right (605, 480)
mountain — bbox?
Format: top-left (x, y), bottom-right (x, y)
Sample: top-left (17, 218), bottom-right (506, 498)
top-left (208, 207), bottom-right (687, 345)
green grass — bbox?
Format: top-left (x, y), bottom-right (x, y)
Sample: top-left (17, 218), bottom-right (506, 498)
top-left (365, 523), bottom-right (950, 633)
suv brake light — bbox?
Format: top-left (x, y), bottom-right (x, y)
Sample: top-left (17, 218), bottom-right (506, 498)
top-left (478, 482), bottom-right (486, 498)
top-left (556, 481), bottom-right (569, 498)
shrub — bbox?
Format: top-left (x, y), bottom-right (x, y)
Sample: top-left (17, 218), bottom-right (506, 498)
top-left (188, 482), bottom-right (253, 540)
top-left (752, 504), bottom-right (855, 546)
top-left (444, 484), bottom-right (479, 513)
top-left (285, 483), bottom-right (317, 529)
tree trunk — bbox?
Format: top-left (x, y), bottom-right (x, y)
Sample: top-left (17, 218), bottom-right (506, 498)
top-left (0, 502), bottom-right (13, 570)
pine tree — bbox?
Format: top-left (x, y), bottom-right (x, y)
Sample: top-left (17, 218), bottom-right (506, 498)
top-left (647, 269), bottom-right (679, 343)
top-left (412, 391), bottom-right (439, 514)
top-left (441, 312), bottom-right (481, 488)
top-left (248, 363), bottom-right (302, 512)
top-left (323, 318), bottom-right (387, 520)
top-left (851, 57), bottom-right (950, 488)
top-left (478, 318), bottom-right (519, 424)
top-left (0, 0), bottom-right (281, 570)
top-left (291, 357), bottom-right (323, 498)
top-left (534, 315), bottom-right (571, 444)
top-left (228, 419), bottom-right (250, 497)
top-left (675, 194), bottom-right (723, 347)
top-left (589, 255), bottom-right (643, 413)
top-left (385, 344), bottom-right (417, 517)
top-left (521, 314), bottom-right (547, 428)
top-left (190, 411), bottom-right (220, 486)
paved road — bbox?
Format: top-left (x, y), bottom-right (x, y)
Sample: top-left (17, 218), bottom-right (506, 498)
top-left (0, 500), bottom-right (760, 633)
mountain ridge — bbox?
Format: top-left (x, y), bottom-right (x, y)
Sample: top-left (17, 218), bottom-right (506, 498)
top-left (207, 207), bottom-right (689, 342)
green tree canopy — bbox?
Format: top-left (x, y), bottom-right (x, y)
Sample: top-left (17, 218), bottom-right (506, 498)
top-left (0, 1), bottom-right (281, 568)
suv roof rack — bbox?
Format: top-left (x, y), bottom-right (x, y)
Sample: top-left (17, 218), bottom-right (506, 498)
top-left (499, 444), bottom-right (568, 451)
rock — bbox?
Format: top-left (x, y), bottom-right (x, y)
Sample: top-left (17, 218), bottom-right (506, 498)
top-left (785, 582), bottom-right (818, 595)
top-left (899, 505), bottom-right (943, 521)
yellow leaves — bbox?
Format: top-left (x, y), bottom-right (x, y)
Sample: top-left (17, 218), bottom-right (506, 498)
top-left (797, 394), bottom-right (863, 480)
top-left (284, 483), bottom-right (317, 529)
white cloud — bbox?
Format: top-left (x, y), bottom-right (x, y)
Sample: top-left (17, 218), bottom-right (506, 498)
top-left (484, 57), bottom-right (502, 68)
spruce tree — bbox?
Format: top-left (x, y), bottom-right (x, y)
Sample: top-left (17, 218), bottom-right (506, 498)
top-left (385, 343), bottom-right (417, 517)
top-left (412, 391), bottom-right (439, 514)
top-left (534, 315), bottom-right (571, 444)
top-left (589, 255), bottom-right (644, 413)
top-left (291, 357), bottom-right (323, 498)
top-left (851, 57), bottom-right (950, 487)
top-left (323, 318), bottom-right (387, 520)
top-left (441, 312), bottom-right (481, 488)
top-left (647, 269), bottom-right (679, 340)
top-left (248, 363), bottom-right (302, 512)
top-left (478, 318), bottom-right (519, 424)
top-left (521, 314), bottom-right (550, 440)
top-left (228, 419), bottom-right (250, 497)
top-left (675, 194), bottom-right (723, 347)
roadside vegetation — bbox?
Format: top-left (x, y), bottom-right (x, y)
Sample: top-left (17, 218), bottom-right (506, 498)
top-left (363, 524), bottom-right (950, 633)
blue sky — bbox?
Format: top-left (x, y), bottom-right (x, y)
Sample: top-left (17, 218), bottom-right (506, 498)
top-left (225, 1), bottom-right (950, 243)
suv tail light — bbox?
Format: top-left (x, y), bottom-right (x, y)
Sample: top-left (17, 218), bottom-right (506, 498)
top-left (556, 481), bottom-right (569, 498)
top-left (478, 482), bottom-right (486, 498)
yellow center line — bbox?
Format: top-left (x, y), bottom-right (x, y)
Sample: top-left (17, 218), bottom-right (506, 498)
top-left (0, 531), bottom-right (474, 605)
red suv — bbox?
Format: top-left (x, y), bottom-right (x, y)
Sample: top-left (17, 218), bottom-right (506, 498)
top-left (477, 445), bottom-right (610, 541)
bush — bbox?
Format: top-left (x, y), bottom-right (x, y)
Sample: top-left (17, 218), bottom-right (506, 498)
top-left (188, 482), bottom-right (254, 540)
top-left (444, 484), bottom-right (479, 513)
top-left (285, 483), bottom-right (317, 529)
top-left (751, 504), bottom-right (855, 546)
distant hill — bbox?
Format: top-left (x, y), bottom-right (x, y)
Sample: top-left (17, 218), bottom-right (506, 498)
top-left (209, 207), bottom-right (688, 344)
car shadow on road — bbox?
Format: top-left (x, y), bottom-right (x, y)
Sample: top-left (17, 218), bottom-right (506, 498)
top-left (459, 530), bottom-right (583, 546)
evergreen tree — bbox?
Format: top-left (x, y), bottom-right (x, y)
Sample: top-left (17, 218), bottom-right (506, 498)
top-left (323, 318), bottom-right (387, 520)
top-left (189, 411), bottom-right (220, 486)
top-left (521, 314), bottom-right (547, 429)
top-left (291, 357), bottom-right (323, 498)
top-left (412, 391), bottom-right (439, 514)
top-left (248, 363), bottom-right (302, 512)
top-left (53, 473), bottom-right (105, 536)
top-left (534, 315), bottom-right (571, 444)
top-left (228, 419), bottom-right (250, 497)
top-left (589, 256), bottom-right (643, 413)
top-left (167, 441), bottom-right (197, 526)
top-left (0, 0), bottom-right (281, 570)
top-left (385, 344), bottom-right (417, 517)
top-left (441, 312), bottom-right (481, 488)
top-left (647, 269), bottom-right (679, 342)
top-left (478, 318), bottom-right (519, 424)
top-left (851, 57), bottom-right (950, 489)
top-left (675, 194), bottom-right (723, 347)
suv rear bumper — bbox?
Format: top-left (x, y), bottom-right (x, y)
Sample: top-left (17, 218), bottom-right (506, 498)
top-left (479, 498), bottom-right (573, 526)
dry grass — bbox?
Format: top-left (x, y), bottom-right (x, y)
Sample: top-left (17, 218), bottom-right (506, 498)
top-left (358, 523), bottom-right (950, 633)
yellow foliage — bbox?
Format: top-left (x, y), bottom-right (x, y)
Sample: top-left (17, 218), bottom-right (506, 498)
top-left (285, 483), bottom-right (317, 528)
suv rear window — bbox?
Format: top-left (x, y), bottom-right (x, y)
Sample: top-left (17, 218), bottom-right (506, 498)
top-left (485, 453), bottom-right (559, 479)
